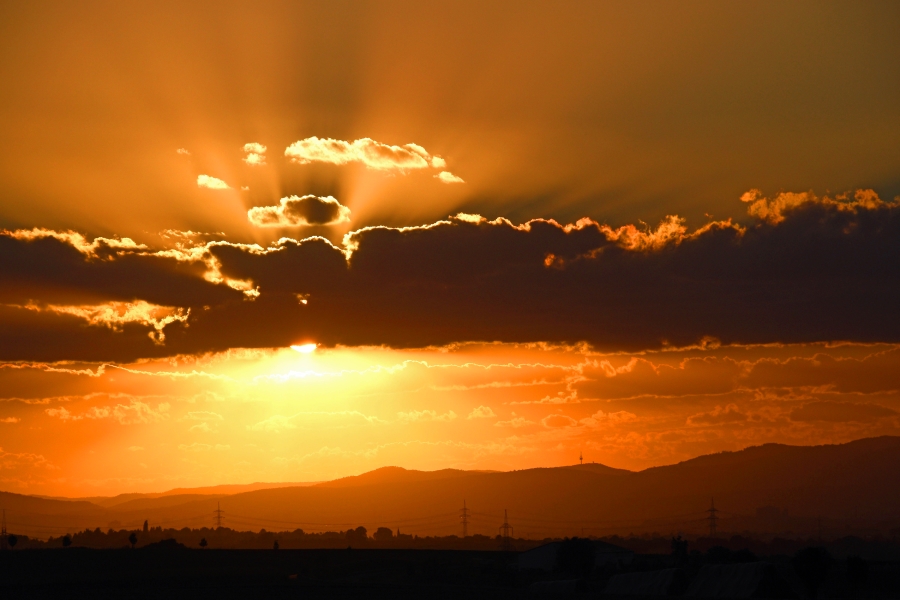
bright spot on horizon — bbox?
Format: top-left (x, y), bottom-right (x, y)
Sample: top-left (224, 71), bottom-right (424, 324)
top-left (291, 343), bottom-right (317, 354)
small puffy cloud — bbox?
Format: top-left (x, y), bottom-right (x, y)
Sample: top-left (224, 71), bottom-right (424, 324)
top-left (542, 414), bottom-right (579, 428)
top-left (127, 446), bottom-right (143, 451)
top-left (467, 405), bottom-right (495, 420)
top-left (686, 404), bottom-right (747, 425)
top-left (431, 156), bottom-right (446, 169)
top-left (248, 415), bottom-right (296, 433)
top-left (285, 136), bottom-right (435, 172)
top-left (45, 400), bottom-right (169, 425)
top-left (189, 422), bottom-right (214, 433)
top-left (435, 171), bottom-right (465, 184)
top-left (182, 411), bottom-right (224, 421)
top-left (178, 443), bottom-right (230, 452)
top-left (0, 417), bottom-right (20, 424)
top-left (248, 195), bottom-right (351, 228)
top-left (580, 410), bottom-right (638, 427)
top-left (176, 148), bottom-right (191, 156)
top-left (197, 174), bottom-right (230, 190)
top-left (495, 416), bottom-right (535, 428)
top-left (243, 142), bottom-right (267, 166)
top-left (397, 409), bottom-right (457, 422)
top-left (789, 401), bottom-right (898, 423)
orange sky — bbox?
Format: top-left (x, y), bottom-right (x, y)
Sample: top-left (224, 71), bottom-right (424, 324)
top-left (1, 1), bottom-right (899, 496)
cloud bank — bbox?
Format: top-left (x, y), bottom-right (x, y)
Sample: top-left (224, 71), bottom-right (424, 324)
top-left (0, 190), bottom-right (898, 361)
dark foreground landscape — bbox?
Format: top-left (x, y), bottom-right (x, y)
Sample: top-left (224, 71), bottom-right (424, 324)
top-left (3, 542), bottom-right (900, 599)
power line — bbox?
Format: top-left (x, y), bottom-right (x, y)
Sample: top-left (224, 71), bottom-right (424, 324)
top-left (460, 500), bottom-right (470, 538)
top-left (707, 498), bottom-right (719, 537)
top-left (499, 509), bottom-right (513, 551)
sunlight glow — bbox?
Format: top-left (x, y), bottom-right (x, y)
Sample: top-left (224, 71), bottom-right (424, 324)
top-left (291, 343), bottom-right (317, 354)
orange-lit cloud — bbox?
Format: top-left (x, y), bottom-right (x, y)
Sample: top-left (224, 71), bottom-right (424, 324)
top-left (247, 195), bottom-right (351, 227)
top-left (196, 174), bottom-right (230, 190)
top-left (242, 142), bottom-right (267, 166)
top-left (285, 136), bottom-right (447, 172)
top-left (435, 171), bottom-right (464, 184)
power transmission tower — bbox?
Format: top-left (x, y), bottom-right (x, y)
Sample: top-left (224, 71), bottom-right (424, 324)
top-left (460, 500), bottom-right (470, 538)
top-left (213, 502), bottom-right (224, 529)
top-left (1, 508), bottom-right (7, 551)
top-left (707, 498), bottom-right (719, 537)
top-left (499, 509), bottom-right (514, 551)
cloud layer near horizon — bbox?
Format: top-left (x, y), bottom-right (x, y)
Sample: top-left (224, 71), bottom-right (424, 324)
top-left (0, 190), bottom-right (898, 361)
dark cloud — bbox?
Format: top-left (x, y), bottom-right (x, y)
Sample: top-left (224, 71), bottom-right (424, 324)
top-left (789, 401), bottom-right (898, 423)
top-left (1, 193), bottom-right (899, 361)
top-left (247, 195), bottom-right (350, 227)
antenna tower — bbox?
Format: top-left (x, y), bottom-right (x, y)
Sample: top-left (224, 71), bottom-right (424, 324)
top-left (707, 498), bottom-right (719, 537)
top-left (579, 451), bottom-right (583, 465)
top-left (213, 502), bottom-right (224, 529)
top-left (460, 500), bottom-right (470, 538)
top-left (499, 509), bottom-right (514, 551)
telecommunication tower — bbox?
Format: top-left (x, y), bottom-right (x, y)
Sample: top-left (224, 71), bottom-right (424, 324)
top-left (707, 498), bottom-right (719, 537)
top-left (499, 509), bottom-right (514, 551)
top-left (460, 500), bottom-right (470, 538)
top-left (214, 502), bottom-right (224, 529)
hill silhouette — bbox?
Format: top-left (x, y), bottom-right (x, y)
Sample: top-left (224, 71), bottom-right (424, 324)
top-left (4, 436), bottom-right (899, 539)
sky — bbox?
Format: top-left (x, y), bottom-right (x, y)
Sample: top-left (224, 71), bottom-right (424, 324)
top-left (1, 1), bottom-right (899, 496)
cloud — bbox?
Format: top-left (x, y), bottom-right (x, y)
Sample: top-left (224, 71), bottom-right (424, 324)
top-left (687, 404), bottom-right (748, 425)
top-left (580, 410), bottom-right (638, 427)
top-left (0, 417), bottom-right (20, 423)
top-left (435, 171), bottom-right (464, 184)
top-left (127, 446), bottom-right (143, 451)
top-left (495, 416), bottom-right (535, 428)
top-left (45, 400), bottom-right (170, 424)
top-left (178, 443), bottom-right (230, 451)
top-left (397, 409), bottom-right (457, 422)
top-left (197, 175), bottom-right (230, 190)
top-left (467, 405), bottom-right (495, 419)
top-left (242, 142), bottom-right (267, 166)
top-left (248, 415), bottom-right (296, 433)
top-left (176, 148), bottom-right (191, 156)
top-left (2, 190), bottom-right (900, 362)
top-left (542, 414), bottom-right (579, 428)
top-left (285, 136), bottom-right (438, 172)
top-left (247, 195), bottom-right (351, 227)
top-left (789, 401), bottom-right (898, 423)
top-left (182, 411), bottom-right (224, 421)
top-left (13, 300), bottom-right (189, 344)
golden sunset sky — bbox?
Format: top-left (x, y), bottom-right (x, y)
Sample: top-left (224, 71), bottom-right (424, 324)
top-left (1, 1), bottom-right (899, 496)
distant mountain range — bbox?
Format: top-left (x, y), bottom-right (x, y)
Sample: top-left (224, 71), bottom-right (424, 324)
top-left (3, 436), bottom-right (899, 539)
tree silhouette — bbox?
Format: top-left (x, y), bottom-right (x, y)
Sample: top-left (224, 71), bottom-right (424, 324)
top-left (128, 532), bottom-right (138, 549)
top-left (792, 547), bottom-right (833, 600)
top-left (671, 535), bottom-right (689, 566)
top-left (273, 540), bottom-right (279, 550)
top-left (143, 520), bottom-right (149, 533)
top-left (62, 534), bottom-right (72, 548)
top-left (7, 534), bottom-right (17, 549)
top-left (373, 527), bottom-right (393, 542)
top-left (199, 537), bottom-right (207, 549)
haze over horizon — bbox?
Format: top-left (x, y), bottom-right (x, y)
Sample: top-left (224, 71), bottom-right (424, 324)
top-left (1, 1), bottom-right (899, 499)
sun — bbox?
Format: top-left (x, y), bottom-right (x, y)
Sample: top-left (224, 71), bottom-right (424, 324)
top-left (290, 343), bottom-right (317, 354)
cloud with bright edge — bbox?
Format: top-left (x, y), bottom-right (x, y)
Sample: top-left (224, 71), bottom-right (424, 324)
top-left (397, 409), bottom-right (457, 423)
top-left (467, 406), bottom-right (495, 419)
top-left (285, 136), bottom-right (451, 173)
top-left (248, 195), bottom-right (350, 227)
top-left (242, 142), bottom-right (267, 166)
top-left (436, 171), bottom-right (464, 184)
top-left (197, 174), bottom-right (230, 190)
